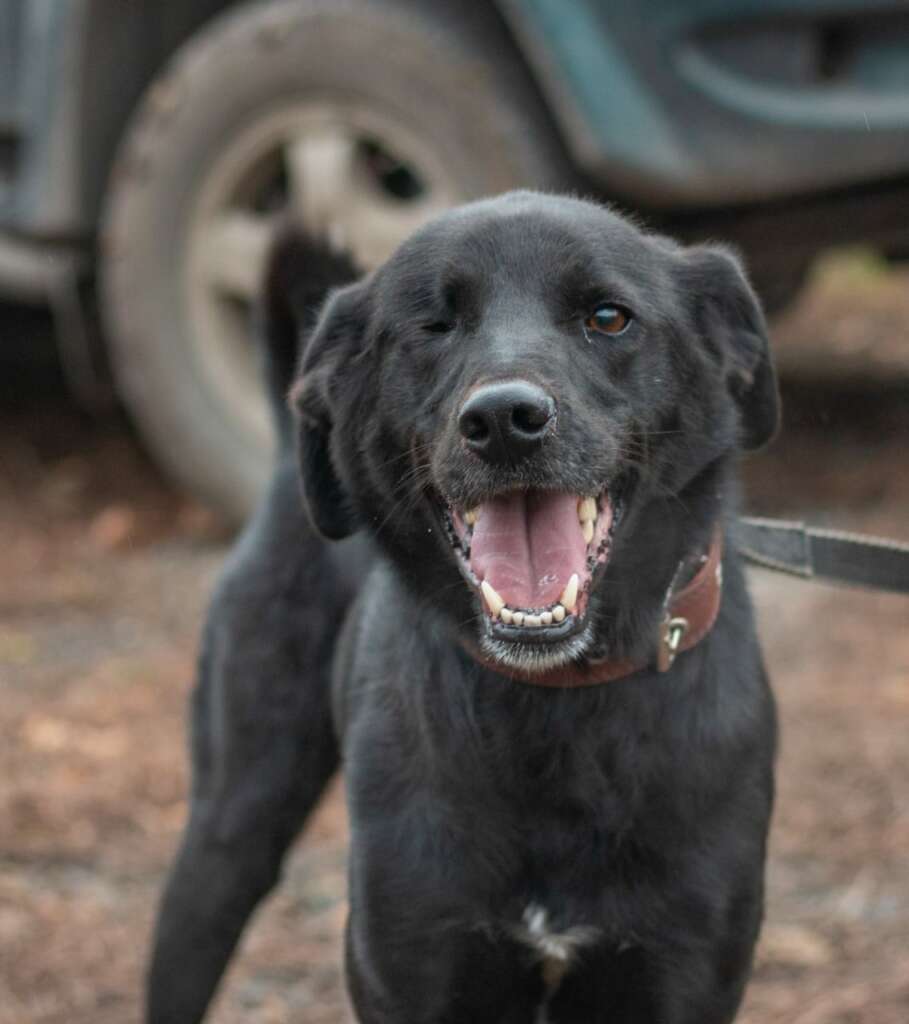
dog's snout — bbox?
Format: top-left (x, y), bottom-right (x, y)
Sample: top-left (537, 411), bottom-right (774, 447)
top-left (458, 381), bottom-right (555, 463)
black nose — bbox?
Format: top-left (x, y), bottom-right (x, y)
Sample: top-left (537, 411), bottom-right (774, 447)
top-left (458, 380), bottom-right (556, 463)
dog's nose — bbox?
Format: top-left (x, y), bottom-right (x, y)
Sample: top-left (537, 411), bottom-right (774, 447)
top-left (458, 381), bottom-right (556, 463)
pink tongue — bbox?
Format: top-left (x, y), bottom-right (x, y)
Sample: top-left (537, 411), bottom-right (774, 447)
top-left (469, 492), bottom-right (588, 609)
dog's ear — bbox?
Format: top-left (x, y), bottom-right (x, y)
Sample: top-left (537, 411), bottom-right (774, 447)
top-left (291, 280), bottom-right (370, 539)
top-left (685, 245), bottom-right (780, 450)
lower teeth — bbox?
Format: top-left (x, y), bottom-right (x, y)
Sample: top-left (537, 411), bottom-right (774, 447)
top-left (489, 600), bottom-right (570, 628)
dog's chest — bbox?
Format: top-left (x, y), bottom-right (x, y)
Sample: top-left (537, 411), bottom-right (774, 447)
top-left (512, 903), bottom-right (601, 988)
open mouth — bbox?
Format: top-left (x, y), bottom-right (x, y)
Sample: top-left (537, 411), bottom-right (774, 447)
top-left (444, 486), bottom-right (623, 646)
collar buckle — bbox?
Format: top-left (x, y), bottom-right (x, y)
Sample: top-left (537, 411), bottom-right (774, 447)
top-left (657, 616), bottom-right (689, 672)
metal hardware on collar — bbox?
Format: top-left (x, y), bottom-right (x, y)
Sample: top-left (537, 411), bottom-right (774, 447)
top-left (657, 616), bottom-right (689, 672)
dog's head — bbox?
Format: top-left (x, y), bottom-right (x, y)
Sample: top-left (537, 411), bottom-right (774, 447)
top-left (292, 192), bottom-right (778, 672)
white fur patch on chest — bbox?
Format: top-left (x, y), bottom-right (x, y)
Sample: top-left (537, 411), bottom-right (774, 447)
top-left (514, 903), bottom-right (601, 990)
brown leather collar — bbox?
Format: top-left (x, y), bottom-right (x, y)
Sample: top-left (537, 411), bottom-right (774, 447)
top-left (467, 532), bottom-right (724, 688)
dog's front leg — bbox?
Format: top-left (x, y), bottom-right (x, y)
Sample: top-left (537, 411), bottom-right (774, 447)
top-left (344, 912), bottom-right (544, 1024)
top-left (338, 780), bottom-right (545, 1024)
top-left (546, 867), bottom-right (765, 1024)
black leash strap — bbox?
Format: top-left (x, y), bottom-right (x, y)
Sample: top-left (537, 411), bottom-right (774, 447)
top-left (737, 517), bottom-right (909, 595)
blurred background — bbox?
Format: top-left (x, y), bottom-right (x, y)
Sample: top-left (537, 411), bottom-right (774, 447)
top-left (0, 1), bottom-right (907, 1021)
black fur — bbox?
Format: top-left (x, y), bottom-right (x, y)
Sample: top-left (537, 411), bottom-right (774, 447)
top-left (148, 192), bottom-right (778, 1023)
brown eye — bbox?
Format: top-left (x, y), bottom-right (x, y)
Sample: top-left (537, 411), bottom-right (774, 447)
top-left (585, 304), bottom-right (631, 336)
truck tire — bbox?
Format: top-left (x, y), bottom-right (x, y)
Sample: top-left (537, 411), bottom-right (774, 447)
top-left (100, 0), bottom-right (570, 522)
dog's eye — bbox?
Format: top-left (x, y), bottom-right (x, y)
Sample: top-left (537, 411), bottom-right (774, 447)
top-left (585, 304), bottom-right (631, 337)
top-left (423, 320), bottom-right (453, 335)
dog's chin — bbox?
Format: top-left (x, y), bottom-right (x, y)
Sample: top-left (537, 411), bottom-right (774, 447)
top-left (478, 622), bottom-right (595, 673)
top-left (438, 483), bottom-right (625, 674)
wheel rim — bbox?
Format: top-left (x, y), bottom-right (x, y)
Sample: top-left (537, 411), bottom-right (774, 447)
top-left (184, 102), bottom-right (463, 453)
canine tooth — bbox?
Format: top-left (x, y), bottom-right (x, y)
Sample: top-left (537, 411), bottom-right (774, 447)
top-left (500, 608), bottom-right (514, 625)
top-left (511, 611), bottom-right (525, 626)
top-left (560, 574), bottom-right (579, 613)
top-left (540, 610), bottom-right (553, 625)
top-left (582, 520), bottom-right (595, 545)
top-left (481, 580), bottom-right (505, 616)
top-left (465, 508), bottom-right (479, 526)
top-left (552, 604), bottom-right (566, 623)
top-left (524, 614), bottom-right (542, 627)
top-left (578, 497), bottom-right (597, 523)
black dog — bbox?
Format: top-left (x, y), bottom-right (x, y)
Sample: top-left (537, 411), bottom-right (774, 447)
top-left (148, 192), bottom-right (778, 1023)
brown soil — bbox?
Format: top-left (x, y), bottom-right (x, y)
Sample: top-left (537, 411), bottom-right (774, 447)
top-left (1, 266), bottom-right (908, 1023)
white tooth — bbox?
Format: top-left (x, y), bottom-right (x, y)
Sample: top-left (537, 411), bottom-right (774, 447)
top-left (524, 614), bottom-right (542, 627)
top-left (560, 574), bottom-right (579, 613)
top-left (511, 611), bottom-right (524, 626)
top-left (540, 610), bottom-right (553, 625)
top-left (481, 580), bottom-right (505, 617)
top-left (465, 508), bottom-right (479, 526)
top-left (582, 520), bottom-right (595, 545)
top-left (500, 607), bottom-right (514, 625)
top-left (552, 604), bottom-right (566, 623)
top-left (578, 497), bottom-right (597, 523)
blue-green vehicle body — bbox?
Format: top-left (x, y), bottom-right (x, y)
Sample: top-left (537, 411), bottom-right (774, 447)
top-left (1, 0), bottom-right (908, 292)
top-left (502, 0), bottom-right (909, 205)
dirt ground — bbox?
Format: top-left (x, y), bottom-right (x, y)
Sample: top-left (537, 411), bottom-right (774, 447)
top-left (1, 259), bottom-right (908, 1023)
